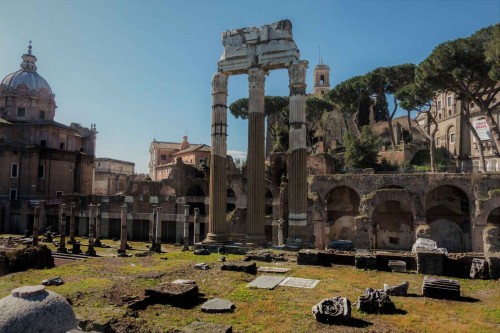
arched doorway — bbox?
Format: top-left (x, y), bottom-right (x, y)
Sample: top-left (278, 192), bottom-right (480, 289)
top-left (487, 207), bottom-right (500, 225)
top-left (372, 200), bottom-right (413, 250)
top-left (426, 185), bottom-right (470, 252)
top-left (325, 186), bottom-right (360, 243)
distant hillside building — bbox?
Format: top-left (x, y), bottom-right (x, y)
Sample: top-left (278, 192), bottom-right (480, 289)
top-left (149, 136), bottom-right (210, 181)
top-left (94, 158), bottom-right (135, 195)
top-left (0, 44), bottom-right (96, 233)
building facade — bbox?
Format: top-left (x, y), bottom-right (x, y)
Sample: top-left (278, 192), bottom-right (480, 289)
top-left (0, 44), bottom-right (96, 233)
top-left (149, 136), bottom-right (210, 181)
top-left (94, 158), bottom-right (135, 195)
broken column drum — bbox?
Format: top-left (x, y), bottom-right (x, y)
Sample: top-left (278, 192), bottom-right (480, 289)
top-left (205, 19), bottom-right (307, 247)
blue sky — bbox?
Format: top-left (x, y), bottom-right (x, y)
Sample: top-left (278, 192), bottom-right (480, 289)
top-left (1, 0), bottom-right (498, 173)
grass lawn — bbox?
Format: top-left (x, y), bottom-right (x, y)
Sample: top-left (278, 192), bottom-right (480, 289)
top-left (0, 238), bottom-right (499, 332)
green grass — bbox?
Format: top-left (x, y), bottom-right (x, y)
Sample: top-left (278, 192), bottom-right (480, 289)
top-left (1, 242), bottom-right (499, 332)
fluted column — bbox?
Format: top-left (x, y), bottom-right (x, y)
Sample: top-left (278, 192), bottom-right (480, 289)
top-left (118, 204), bottom-right (128, 256)
top-left (57, 204), bottom-right (67, 253)
top-left (94, 205), bottom-right (102, 247)
top-left (204, 72), bottom-right (229, 244)
top-left (287, 60), bottom-right (310, 248)
top-left (246, 68), bottom-right (267, 246)
top-left (155, 207), bottom-right (162, 253)
top-left (32, 205), bottom-right (40, 246)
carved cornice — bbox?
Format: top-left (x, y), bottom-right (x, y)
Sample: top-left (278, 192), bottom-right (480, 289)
top-left (248, 68), bottom-right (266, 90)
top-left (212, 72), bottom-right (228, 94)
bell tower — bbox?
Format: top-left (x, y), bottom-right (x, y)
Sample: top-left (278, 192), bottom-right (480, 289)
top-left (313, 59), bottom-right (330, 96)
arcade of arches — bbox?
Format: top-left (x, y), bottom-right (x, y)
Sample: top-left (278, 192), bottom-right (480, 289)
top-left (312, 173), bottom-right (500, 252)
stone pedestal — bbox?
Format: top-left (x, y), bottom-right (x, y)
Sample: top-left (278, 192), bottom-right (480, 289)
top-left (286, 60), bottom-right (309, 248)
top-left (57, 204), bottom-right (67, 253)
top-left (204, 73), bottom-right (230, 245)
top-left (246, 68), bottom-right (267, 246)
top-left (118, 204), bottom-right (128, 256)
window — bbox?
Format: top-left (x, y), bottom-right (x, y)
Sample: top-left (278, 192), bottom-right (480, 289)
top-left (17, 107), bottom-right (26, 117)
top-left (59, 142), bottom-right (65, 150)
top-left (56, 191), bottom-right (63, 199)
top-left (437, 100), bottom-right (442, 110)
top-left (40, 139), bottom-right (47, 147)
top-left (320, 74), bottom-right (325, 85)
top-left (448, 109), bottom-right (452, 116)
top-left (450, 133), bottom-right (455, 144)
top-left (38, 165), bottom-right (45, 179)
top-left (447, 96), bottom-right (452, 107)
top-left (10, 189), bottom-right (17, 200)
top-left (11, 163), bottom-right (18, 178)
top-left (161, 154), bottom-right (167, 160)
top-left (39, 110), bottom-right (45, 120)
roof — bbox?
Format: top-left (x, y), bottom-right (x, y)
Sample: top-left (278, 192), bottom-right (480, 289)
top-left (8, 120), bottom-right (78, 132)
top-left (171, 144), bottom-right (210, 156)
top-left (95, 157), bottom-right (135, 165)
top-left (150, 141), bottom-right (181, 150)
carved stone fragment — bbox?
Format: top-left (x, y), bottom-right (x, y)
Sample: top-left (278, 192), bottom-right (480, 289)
top-left (356, 288), bottom-right (395, 314)
top-left (470, 258), bottom-right (488, 279)
top-left (383, 281), bottom-right (409, 296)
top-left (312, 296), bottom-right (351, 324)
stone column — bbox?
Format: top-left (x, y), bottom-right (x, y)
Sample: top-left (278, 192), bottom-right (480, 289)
top-left (204, 72), bottom-right (229, 244)
top-left (151, 206), bottom-right (157, 248)
top-left (57, 204), bottom-right (67, 253)
top-left (32, 205), bottom-right (40, 246)
top-left (68, 202), bottom-right (76, 244)
top-left (118, 204), bottom-right (128, 256)
top-left (194, 207), bottom-right (200, 244)
top-left (86, 205), bottom-right (96, 256)
top-left (94, 205), bottom-right (102, 247)
top-left (155, 207), bottom-right (162, 253)
top-left (183, 205), bottom-right (190, 250)
top-left (246, 68), bottom-right (267, 246)
top-left (286, 60), bottom-right (310, 248)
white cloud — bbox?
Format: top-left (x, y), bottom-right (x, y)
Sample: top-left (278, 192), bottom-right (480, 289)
top-left (227, 150), bottom-right (247, 162)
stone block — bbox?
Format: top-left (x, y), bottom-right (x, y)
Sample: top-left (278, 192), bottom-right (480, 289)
top-left (297, 249), bottom-right (320, 265)
top-left (356, 288), bottom-right (395, 314)
top-left (388, 260), bottom-right (407, 272)
top-left (145, 282), bottom-right (199, 305)
top-left (383, 281), bottom-right (409, 296)
top-left (181, 321), bottom-right (232, 333)
top-left (312, 296), bottom-right (351, 324)
top-left (279, 277), bottom-right (320, 289)
top-left (221, 261), bottom-right (257, 274)
top-left (246, 275), bottom-right (286, 289)
top-left (355, 254), bottom-right (377, 270)
top-left (416, 251), bottom-right (443, 275)
top-left (201, 298), bottom-right (235, 313)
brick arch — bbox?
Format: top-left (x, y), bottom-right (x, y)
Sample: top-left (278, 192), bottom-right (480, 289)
top-left (361, 189), bottom-right (424, 221)
top-left (425, 180), bottom-right (473, 205)
top-left (321, 181), bottom-right (361, 204)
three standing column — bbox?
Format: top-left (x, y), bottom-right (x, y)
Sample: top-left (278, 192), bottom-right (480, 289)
top-left (287, 60), bottom-right (310, 247)
top-left (246, 68), bottom-right (267, 246)
top-left (204, 72), bottom-right (229, 244)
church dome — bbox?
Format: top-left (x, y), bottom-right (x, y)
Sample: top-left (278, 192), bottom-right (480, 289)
top-left (0, 43), bottom-right (53, 95)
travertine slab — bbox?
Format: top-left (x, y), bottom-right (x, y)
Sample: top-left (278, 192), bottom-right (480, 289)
top-left (279, 277), bottom-right (319, 289)
top-left (246, 275), bottom-right (286, 289)
top-left (257, 267), bottom-right (290, 273)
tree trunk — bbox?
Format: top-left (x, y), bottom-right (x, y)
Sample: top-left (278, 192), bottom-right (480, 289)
top-left (407, 111), bottom-right (413, 142)
top-left (386, 116), bottom-right (397, 148)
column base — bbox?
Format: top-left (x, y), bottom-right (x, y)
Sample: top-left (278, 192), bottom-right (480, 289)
top-left (56, 247), bottom-right (68, 254)
top-left (245, 235), bottom-right (267, 247)
top-left (154, 243), bottom-right (162, 253)
top-left (202, 233), bottom-right (230, 245)
top-left (285, 238), bottom-right (313, 250)
top-left (85, 247), bottom-right (96, 256)
top-left (94, 240), bottom-right (102, 247)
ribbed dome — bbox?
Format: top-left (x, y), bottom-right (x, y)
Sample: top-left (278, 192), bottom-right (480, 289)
top-left (1, 70), bottom-right (52, 94)
top-left (0, 43), bottom-right (53, 95)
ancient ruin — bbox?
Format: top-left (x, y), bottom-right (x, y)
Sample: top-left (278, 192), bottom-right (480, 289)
top-left (205, 19), bottom-right (309, 248)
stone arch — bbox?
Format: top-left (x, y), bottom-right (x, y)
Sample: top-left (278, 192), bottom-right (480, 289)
top-left (361, 189), bottom-right (423, 250)
top-left (425, 185), bottom-right (471, 252)
top-left (325, 186), bottom-right (360, 244)
top-left (488, 207), bottom-right (500, 225)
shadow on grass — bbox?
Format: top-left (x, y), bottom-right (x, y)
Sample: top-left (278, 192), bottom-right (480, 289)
top-left (317, 317), bottom-right (372, 328)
